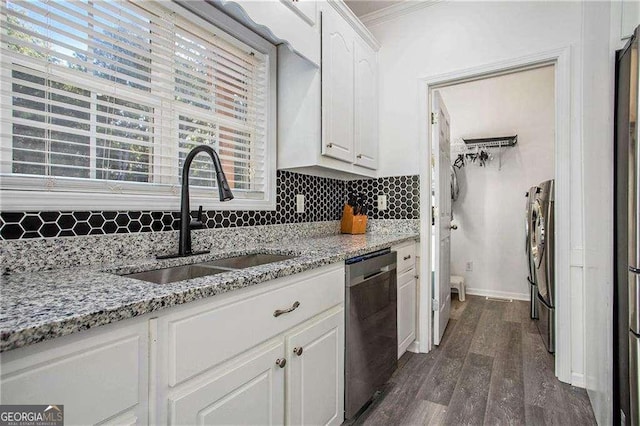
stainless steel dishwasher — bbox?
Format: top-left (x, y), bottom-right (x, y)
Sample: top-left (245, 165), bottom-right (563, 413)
top-left (345, 249), bottom-right (398, 419)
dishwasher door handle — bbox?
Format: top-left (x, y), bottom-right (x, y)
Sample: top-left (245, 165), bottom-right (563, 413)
top-left (349, 266), bottom-right (394, 287)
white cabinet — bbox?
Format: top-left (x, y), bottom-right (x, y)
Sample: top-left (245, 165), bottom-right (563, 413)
top-left (216, 0), bottom-right (320, 65)
top-left (354, 39), bottom-right (378, 170)
top-left (321, 5), bottom-right (355, 163)
top-left (393, 241), bottom-right (419, 358)
top-left (281, 0), bottom-right (317, 26)
top-left (277, 2), bottom-right (380, 179)
top-left (153, 263), bottom-right (346, 425)
top-left (398, 269), bottom-right (417, 357)
top-left (169, 341), bottom-right (285, 425)
top-left (0, 320), bottom-right (149, 426)
top-left (286, 308), bottom-right (344, 425)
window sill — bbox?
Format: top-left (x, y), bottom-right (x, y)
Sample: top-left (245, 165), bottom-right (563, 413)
top-left (1, 190), bottom-right (276, 212)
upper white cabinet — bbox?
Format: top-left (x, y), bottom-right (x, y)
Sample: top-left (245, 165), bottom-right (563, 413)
top-left (354, 38), bottom-right (378, 170)
top-left (277, 2), bottom-right (380, 179)
top-left (214, 0), bottom-right (320, 65)
top-left (281, 0), bottom-right (317, 26)
top-left (322, 7), bottom-right (356, 163)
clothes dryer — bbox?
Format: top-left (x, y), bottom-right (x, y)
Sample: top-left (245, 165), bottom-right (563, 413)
top-left (531, 179), bottom-right (555, 353)
top-left (526, 186), bottom-right (540, 319)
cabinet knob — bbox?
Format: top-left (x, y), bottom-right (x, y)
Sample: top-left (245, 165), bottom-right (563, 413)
top-left (275, 358), bottom-right (287, 368)
top-left (357, 154), bottom-right (363, 159)
top-left (293, 346), bottom-right (303, 356)
top-left (403, 255), bottom-right (412, 261)
top-left (415, 275), bottom-right (419, 280)
top-left (327, 143), bottom-right (333, 148)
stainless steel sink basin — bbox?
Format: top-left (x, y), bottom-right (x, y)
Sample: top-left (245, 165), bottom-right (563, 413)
top-left (124, 264), bottom-right (229, 284)
top-left (201, 253), bottom-right (296, 270)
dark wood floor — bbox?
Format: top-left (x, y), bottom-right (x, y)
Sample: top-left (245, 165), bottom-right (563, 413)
top-left (355, 295), bottom-right (596, 426)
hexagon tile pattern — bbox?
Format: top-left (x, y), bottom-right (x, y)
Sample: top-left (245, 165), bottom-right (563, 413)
top-left (0, 172), bottom-right (420, 240)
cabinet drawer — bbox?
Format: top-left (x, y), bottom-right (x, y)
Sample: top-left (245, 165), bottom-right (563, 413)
top-left (398, 268), bottom-right (417, 287)
top-left (395, 243), bottom-right (416, 273)
top-left (166, 265), bottom-right (345, 385)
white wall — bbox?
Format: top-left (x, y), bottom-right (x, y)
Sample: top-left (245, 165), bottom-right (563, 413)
top-left (438, 66), bottom-right (555, 300)
top-left (369, 2), bottom-right (614, 422)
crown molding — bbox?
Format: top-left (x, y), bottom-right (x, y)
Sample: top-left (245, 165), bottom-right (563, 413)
top-left (360, 0), bottom-right (442, 27)
top-left (327, 0), bottom-right (381, 51)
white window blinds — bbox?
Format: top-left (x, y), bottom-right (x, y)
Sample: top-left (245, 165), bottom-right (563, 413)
top-left (0, 0), bottom-right (270, 206)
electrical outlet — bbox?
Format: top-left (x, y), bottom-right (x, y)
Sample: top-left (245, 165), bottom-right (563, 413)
top-left (296, 194), bottom-right (305, 213)
top-left (377, 194), bottom-right (387, 211)
top-left (466, 261), bottom-right (473, 272)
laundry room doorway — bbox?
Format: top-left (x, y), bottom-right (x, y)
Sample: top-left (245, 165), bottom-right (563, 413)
top-left (416, 47), bottom-right (574, 384)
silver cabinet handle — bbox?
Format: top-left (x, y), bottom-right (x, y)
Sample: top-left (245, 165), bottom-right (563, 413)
top-left (276, 358), bottom-right (287, 368)
top-left (414, 275), bottom-right (419, 279)
top-left (357, 154), bottom-right (363, 159)
top-left (293, 346), bottom-right (303, 356)
top-left (403, 255), bottom-right (412, 261)
top-left (327, 143), bottom-right (333, 148)
top-left (274, 301), bottom-right (300, 317)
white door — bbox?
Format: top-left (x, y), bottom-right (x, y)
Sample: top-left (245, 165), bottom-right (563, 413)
top-left (354, 39), bottom-right (378, 170)
top-left (321, 7), bottom-right (355, 163)
top-left (169, 342), bottom-right (285, 425)
top-left (432, 91), bottom-right (452, 345)
top-left (286, 308), bottom-right (344, 426)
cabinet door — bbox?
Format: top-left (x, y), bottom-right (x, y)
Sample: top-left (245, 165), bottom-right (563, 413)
top-left (1, 321), bottom-right (148, 426)
top-left (286, 308), bottom-right (345, 426)
top-left (321, 8), bottom-right (355, 163)
top-left (397, 269), bottom-right (417, 358)
top-left (354, 40), bottom-right (378, 170)
top-left (169, 342), bottom-right (285, 425)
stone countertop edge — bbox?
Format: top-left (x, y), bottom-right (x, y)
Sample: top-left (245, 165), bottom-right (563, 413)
top-left (0, 233), bottom-right (418, 353)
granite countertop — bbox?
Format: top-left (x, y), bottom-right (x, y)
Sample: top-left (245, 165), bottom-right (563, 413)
top-left (0, 232), bottom-right (418, 352)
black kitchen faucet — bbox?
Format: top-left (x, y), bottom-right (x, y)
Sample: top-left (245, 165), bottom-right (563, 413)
top-left (158, 145), bottom-right (233, 259)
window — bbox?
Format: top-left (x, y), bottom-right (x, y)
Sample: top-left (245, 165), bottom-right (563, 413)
top-left (0, 0), bottom-right (276, 210)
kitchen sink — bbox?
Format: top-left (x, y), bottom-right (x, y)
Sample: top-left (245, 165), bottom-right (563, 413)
top-left (200, 253), bottom-right (296, 270)
top-left (122, 253), bottom-right (296, 284)
top-left (124, 264), bottom-right (229, 285)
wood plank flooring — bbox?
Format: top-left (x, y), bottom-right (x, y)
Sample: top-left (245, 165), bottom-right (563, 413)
top-left (354, 295), bottom-right (596, 426)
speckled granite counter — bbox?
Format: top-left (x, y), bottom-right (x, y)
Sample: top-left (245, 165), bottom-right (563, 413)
top-left (0, 232), bottom-right (418, 352)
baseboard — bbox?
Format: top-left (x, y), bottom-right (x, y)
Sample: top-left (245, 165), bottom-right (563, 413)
top-left (571, 372), bottom-right (586, 388)
top-left (463, 287), bottom-right (530, 301)
top-left (407, 340), bottom-right (420, 354)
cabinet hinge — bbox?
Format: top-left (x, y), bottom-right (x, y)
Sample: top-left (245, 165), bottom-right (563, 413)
top-left (432, 299), bottom-right (439, 311)
top-left (431, 112), bottom-right (439, 125)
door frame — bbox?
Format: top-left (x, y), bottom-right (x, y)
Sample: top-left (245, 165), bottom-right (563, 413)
top-left (417, 46), bottom-right (572, 383)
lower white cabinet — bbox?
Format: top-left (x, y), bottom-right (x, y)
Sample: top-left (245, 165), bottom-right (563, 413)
top-left (286, 308), bottom-right (344, 426)
top-left (169, 341), bottom-right (285, 425)
top-left (397, 269), bottom-right (417, 357)
top-left (0, 320), bottom-right (149, 426)
top-left (154, 263), bottom-right (346, 425)
top-left (393, 241), bottom-right (419, 358)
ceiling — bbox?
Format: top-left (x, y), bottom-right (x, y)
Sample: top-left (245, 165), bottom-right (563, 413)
top-left (344, 0), bottom-right (400, 17)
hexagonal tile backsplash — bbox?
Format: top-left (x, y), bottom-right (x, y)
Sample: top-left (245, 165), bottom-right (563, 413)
top-left (0, 171), bottom-right (419, 239)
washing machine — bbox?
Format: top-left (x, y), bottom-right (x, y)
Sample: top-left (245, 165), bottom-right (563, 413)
top-left (531, 179), bottom-right (555, 353)
top-left (525, 186), bottom-right (540, 319)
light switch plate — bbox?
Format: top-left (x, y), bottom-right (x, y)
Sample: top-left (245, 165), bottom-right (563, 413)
top-left (296, 194), bottom-right (305, 213)
top-left (377, 195), bottom-right (387, 211)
